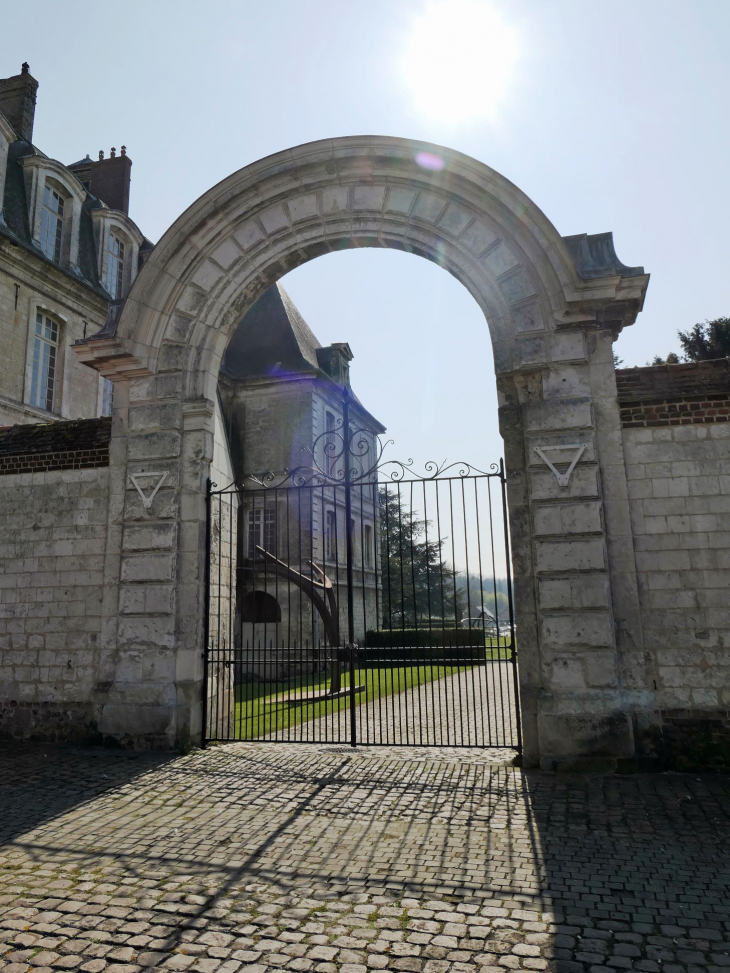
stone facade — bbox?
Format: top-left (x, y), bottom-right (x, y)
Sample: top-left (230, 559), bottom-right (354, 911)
top-left (0, 463), bottom-right (110, 741)
top-left (73, 135), bottom-right (654, 766)
top-left (2, 120), bottom-right (728, 770)
top-left (218, 283), bottom-right (384, 657)
top-left (0, 64), bottom-right (148, 426)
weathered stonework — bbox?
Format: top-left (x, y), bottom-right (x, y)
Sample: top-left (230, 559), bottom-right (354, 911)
top-left (0, 464), bottom-right (110, 741)
top-left (73, 136), bottom-right (653, 767)
top-left (3, 135), bottom-right (728, 771)
top-left (617, 359), bottom-right (730, 766)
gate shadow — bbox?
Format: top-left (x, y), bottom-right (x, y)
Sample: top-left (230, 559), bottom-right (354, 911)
top-left (0, 743), bottom-right (174, 847)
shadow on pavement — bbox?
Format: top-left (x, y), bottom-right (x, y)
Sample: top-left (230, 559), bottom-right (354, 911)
top-left (0, 742), bottom-right (174, 846)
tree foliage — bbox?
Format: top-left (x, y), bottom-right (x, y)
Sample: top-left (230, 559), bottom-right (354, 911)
top-left (646, 318), bottom-right (730, 366)
top-left (378, 487), bottom-right (457, 627)
top-left (677, 318), bottom-right (730, 362)
top-left (649, 353), bottom-right (680, 365)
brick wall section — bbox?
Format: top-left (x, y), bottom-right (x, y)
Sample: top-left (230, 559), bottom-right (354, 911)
top-left (617, 358), bottom-right (730, 427)
top-left (0, 466), bottom-right (110, 741)
top-left (618, 360), bottom-right (730, 768)
top-left (0, 416), bottom-right (110, 475)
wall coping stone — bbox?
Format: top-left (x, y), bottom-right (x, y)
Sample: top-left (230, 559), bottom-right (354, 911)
top-left (0, 416), bottom-right (110, 474)
top-left (616, 358), bottom-right (730, 426)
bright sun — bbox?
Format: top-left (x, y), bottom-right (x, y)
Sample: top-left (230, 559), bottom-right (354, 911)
top-left (401, 0), bottom-right (520, 124)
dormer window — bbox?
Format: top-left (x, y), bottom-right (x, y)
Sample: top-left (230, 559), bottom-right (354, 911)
top-left (39, 184), bottom-right (64, 264)
top-left (29, 311), bottom-right (59, 411)
top-left (105, 232), bottom-right (125, 298)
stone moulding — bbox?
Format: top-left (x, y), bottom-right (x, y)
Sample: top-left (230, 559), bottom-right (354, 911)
top-left (534, 444), bottom-right (587, 487)
top-left (61, 135), bottom-right (653, 767)
top-left (129, 471), bottom-right (169, 509)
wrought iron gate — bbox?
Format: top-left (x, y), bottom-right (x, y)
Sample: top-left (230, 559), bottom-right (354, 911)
top-left (203, 392), bottom-right (521, 753)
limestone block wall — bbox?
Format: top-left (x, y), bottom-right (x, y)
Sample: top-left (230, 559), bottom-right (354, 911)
top-left (618, 361), bottom-right (730, 769)
top-left (0, 466), bottom-right (110, 740)
top-left (624, 423), bottom-right (730, 706)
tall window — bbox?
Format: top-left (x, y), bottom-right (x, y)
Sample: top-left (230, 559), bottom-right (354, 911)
top-left (105, 233), bottom-right (125, 299)
top-left (101, 378), bottom-right (114, 416)
top-left (325, 410), bottom-right (336, 475)
top-left (29, 312), bottom-right (59, 411)
top-left (364, 524), bottom-right (373, 567)
top-left (247, 507), bottom-right (276, 558)
top-left (325, 510), bottom-right (337, 559)
top-left (39, 185), bottom-right (64, 264)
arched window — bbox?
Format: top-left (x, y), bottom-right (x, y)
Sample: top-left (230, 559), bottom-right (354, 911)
top-left (104, 231), bottom-right (125, 298)
top-left (29, 311), bottom-right (60, 411)
top-left (240, 591), bottom-right (281, 623)
top-left (39, 183), bottom-right (64, 264)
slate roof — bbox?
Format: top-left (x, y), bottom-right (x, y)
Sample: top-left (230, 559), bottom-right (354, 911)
top-left (221, 283), bottom-right (322, 379)
top-left (0, 416), bottom-right (111, 456)
top-left (0, 138), bottom-right (110, 299)
top-left (221, 283), bottom-right (385, 433)
top-left (616, 358), bottom-right (730, 404)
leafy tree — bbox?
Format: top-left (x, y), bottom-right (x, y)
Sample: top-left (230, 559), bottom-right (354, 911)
top-left (455, 574), bottom-right (510, 620)
top-left (378, 487), bottom-right (457, 627)
top-left (648, 352), bottom-right (680, 365)
top-left (678, 318), bottom-right (730, 361)
top-left (613, 352), bottom-right (624, 368)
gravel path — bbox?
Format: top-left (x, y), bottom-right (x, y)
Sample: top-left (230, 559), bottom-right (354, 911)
top-left (268, 664), bottom-right (520, 750)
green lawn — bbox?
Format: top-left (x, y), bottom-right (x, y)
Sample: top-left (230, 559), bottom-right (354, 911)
top-left (232, 642), bottom-right (514, 740)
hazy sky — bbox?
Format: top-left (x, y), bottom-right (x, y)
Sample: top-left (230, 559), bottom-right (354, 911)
top-left (4, 0), bottom-right (729, 470)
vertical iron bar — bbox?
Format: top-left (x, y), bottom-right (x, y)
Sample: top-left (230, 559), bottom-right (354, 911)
top-left (500, 458), bottom-right (523, 756)
top-left (343, 390), bottom-right (357, 748)
top-left (202, 478), bottom-right (212, 749)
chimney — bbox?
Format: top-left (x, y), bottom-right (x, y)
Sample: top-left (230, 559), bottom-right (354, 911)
top-left (0, 63), bottom-right (39, 142)
top-left (68, 146), bottom-right (132, 214)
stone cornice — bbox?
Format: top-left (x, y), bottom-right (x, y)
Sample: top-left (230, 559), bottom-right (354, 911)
top-left (20, 154), bottom-right (87, 206)
top-left (181, 397), bottom-right (216, 432)
top-left (90, 207), bottom-right (145, 247)
top-left (72, 335), bottom-right (154, 381)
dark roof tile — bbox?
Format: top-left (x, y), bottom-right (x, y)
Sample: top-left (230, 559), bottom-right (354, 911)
top-left (0, 416), bottom-right (111, 457)
top-left (616, 358), bottom-right (730, 404)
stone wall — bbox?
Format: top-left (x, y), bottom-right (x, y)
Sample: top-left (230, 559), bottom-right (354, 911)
top-left (618, 360), bottom-right (730, 769)
top-left (0, 465), bottom-right (110, 741)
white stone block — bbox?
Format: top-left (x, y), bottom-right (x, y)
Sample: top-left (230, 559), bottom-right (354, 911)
top-left (535, 538), bottom-right (605, 573)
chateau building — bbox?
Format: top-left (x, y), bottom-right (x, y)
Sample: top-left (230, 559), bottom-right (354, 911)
top-left (218, 283), bottom-right (385, 655)
top-left (0, 63), bottom-right (150, 426)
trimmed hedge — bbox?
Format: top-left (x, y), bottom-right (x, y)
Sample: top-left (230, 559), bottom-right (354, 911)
top-left (365, 628), bottom-right (485, 648)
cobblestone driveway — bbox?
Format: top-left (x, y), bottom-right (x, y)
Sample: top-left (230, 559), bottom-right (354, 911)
top-left (1, 743), bottom-right (729, 973)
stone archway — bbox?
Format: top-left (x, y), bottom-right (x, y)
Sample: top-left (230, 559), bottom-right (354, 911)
top-left (76, 136), bottom-right (650, 768)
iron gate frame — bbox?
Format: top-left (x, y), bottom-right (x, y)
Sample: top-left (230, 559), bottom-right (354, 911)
top-left (203, 388), bottom-right (522, 754)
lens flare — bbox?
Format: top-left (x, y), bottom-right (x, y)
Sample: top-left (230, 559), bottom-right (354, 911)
top-left (415, 151), bottom-right (445, 170)
top-left (401, 0), bottom-right (520, 124)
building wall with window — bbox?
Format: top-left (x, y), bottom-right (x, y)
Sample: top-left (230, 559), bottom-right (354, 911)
top-left (0, 64), bottom-right (149, 427)
top-left (217, 284), bottom-right (386, 663)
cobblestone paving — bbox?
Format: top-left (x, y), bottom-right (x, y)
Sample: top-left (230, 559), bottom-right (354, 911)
top-left (1, 743), bottom-right (729, 973)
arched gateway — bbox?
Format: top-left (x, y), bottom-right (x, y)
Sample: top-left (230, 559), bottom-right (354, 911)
top-left (76, 136), bottom-right (650, 769)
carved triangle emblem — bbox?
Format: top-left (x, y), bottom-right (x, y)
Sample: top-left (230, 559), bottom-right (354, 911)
top-left (534, 444), bottom-right (586, 487)
top-left (129, 471), bottom-right (169, 509)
